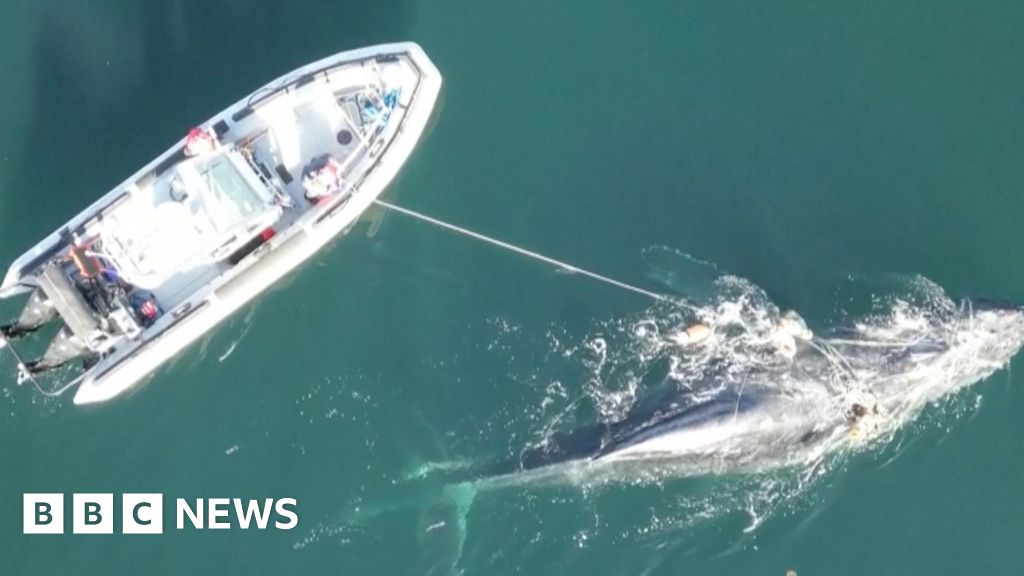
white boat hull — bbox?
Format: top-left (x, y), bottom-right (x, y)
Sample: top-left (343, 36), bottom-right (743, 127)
top-left (2, 42), bottom-right (442, 405)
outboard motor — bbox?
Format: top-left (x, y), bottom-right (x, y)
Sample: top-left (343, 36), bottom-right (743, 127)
top-left (22, 324), bottom-right (91, 377)
top-left (2, 259), bottom-right (107, 381)
top-left (0, 288), bottom-right (57, 340)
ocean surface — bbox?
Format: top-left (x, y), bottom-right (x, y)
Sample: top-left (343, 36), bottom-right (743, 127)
top-left (3, 1), bottom-right (1024, 574)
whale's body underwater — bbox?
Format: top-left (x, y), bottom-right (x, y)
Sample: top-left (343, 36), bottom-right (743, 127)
top-left (480, 298), bottom-right (1024, 483)
top-left (338, 295), bottom-right (1024, 569)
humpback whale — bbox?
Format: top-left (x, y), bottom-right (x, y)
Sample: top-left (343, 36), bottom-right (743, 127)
top-left (482, 297), bottom-right (1024, 481)
top-left (333, 295), bottom-right (1024, 573)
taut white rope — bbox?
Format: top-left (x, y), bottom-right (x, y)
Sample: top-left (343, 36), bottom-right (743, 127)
top-left (373, 199), bottom-right (668, 303)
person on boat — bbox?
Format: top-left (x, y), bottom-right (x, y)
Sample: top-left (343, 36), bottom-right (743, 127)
top-left (184, 126), bottom-right (217, 157)
top-left (129, 290), bottom-right (162, 327)
top-left (301, 154), bottom-right (345, 203)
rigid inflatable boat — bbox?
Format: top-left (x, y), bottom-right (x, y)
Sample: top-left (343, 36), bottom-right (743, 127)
top-left (0, 43), bottom-right (442, 405)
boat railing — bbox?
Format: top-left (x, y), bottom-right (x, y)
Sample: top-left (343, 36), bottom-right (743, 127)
top-left (234, 52), bottom-right (404, 124)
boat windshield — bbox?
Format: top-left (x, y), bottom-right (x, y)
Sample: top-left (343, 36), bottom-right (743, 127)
top-left (196, 154), bottom-right (267, 221)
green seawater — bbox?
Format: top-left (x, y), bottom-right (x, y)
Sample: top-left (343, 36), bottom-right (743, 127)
top-left (3, 1), bottom-right (1024, 574)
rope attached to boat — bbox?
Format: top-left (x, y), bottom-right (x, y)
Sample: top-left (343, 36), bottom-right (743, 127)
top-left (372, 199), bottom-right (669, 303)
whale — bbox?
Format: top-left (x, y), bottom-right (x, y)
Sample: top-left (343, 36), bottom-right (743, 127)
top-left (335, 297), bottom-right (1024, 573)
top-left (480, 297), bottom-right (1024, 481)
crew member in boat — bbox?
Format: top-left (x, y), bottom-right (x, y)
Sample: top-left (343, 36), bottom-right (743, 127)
top-left (129, 290), bottom-right (162, 327)
top-left (184, 126), bottom-right (217, 157)
top-left (301, 153), bottom-right (345, 203)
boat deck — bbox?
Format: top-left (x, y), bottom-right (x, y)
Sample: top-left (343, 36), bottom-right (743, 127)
top-left (97, 150), bottom-right (280, 306)
top-left (235, 56), bottom-right (417, 209)
top-left (0, 42), bottom-right (442, 406)
top-left (89, 54), bottom-right (420, 312)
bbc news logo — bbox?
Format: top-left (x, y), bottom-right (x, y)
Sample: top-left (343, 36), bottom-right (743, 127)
top-left (23, 494), bottom-right (298, 534)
